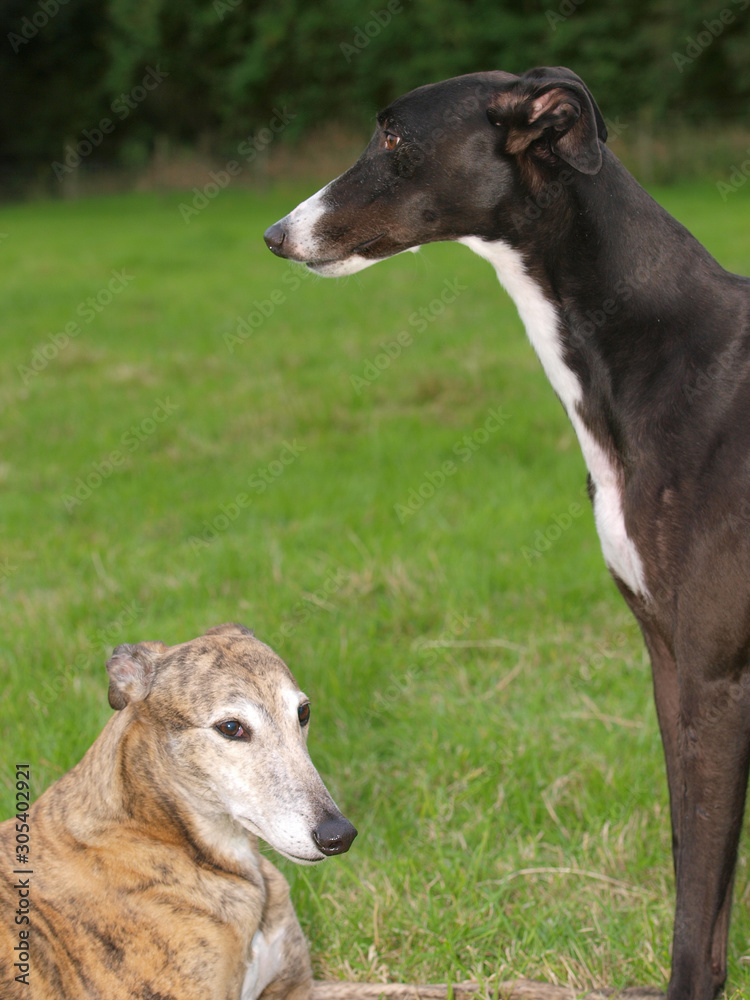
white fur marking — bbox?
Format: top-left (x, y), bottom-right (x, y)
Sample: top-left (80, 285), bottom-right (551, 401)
top-left (285, 183), bottom-right (332, 258)
top-left (282, 687), bottom-right (306, 717)
top-left (209, 700), bottom-right (267, 732)
top-left (459, 236), bottom-right (649, 597)
top-left (283, 184), bottom-right (376, 274)
top-left (242, 927), bottom-right (288, 1000)
top-left (307, 246), bottom-right (420, 277)
top-left (282, 185), bottom-right (421, 275)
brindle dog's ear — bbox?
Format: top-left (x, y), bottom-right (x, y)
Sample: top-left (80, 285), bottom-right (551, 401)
top-left (487, 66), bottom-right (606, 175)
top-left (106, 641), bottom-right (167, 710)
top-left (203, 623), bottom-right (254, 637)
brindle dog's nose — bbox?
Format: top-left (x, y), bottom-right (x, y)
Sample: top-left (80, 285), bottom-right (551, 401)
top-left (312, 815), bottom-right (358, 856)
top-left (264, 221), bottom-right (288, 256)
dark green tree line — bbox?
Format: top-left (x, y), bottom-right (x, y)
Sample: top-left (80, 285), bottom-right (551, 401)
top-left (1, 0), bottom-right (748, 192)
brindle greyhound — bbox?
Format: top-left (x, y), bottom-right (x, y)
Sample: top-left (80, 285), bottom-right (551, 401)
top-left (0, 624), bottom-right (665, 999)
top-left (264, 66), bottom-right (750, 1000)
top-left (0, 625), bottom-right (356, 999)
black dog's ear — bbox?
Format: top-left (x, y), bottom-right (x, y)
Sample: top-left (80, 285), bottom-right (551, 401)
top-left (487, 67), bottom-right (606, 175)
top-left (106, 641), bottom-right (167, 710)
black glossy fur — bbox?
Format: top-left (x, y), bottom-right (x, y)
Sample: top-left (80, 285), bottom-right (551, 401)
top-left (264, 67), bottom-right (750, 1000)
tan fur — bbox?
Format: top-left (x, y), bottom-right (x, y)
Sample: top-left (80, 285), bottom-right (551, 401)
top-left (0, 625), bottom-right (662, 1000)
top-left (0, 625), bottom-right (335, 1000)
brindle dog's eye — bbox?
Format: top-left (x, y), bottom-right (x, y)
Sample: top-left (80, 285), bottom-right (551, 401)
top-left (298, 703), bottom-right (311, 727)
top-left (216, 720), bottom-right (248, 740)
top-left (381, 132), bottom-right (401, 151)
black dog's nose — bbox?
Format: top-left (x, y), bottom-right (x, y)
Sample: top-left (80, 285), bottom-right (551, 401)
top-left (264, 221), bottom-right (288, 256)
top-left (312, 815), bottom-right (358, 856)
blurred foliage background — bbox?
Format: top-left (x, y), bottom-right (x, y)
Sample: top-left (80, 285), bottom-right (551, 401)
top-left (3, 1), bottom-right (750, 990)
top-left (2, 0), bottom-right (750, 198)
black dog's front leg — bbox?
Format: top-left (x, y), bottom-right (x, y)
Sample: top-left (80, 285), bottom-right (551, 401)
top-left (667, 672), bottom-right (750, 999)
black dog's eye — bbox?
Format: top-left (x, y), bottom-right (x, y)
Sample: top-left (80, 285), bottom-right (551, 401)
top-left (381, 132), bottom-right (401, 151)
top-left (298, 703), bottom-right (311, 727)
top-left (216, 720), bottom-right (249, 740)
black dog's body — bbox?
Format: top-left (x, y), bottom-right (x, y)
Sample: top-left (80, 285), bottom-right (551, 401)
top-left (264, 67), bottom-right (750, 999)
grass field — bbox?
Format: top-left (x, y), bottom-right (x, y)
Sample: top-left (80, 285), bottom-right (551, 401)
top-left (1, 178), bottom-right (750, 996)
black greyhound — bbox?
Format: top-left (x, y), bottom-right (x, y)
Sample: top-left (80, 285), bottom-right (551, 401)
top-left (264, 66), bottom-right (750, 1000)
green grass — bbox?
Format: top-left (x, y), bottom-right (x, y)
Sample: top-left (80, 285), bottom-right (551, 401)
top-left (1, 180), bottom-right (749, 996)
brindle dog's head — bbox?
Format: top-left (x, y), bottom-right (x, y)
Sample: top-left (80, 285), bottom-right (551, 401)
top-left (106, 623), bottom-right (356, 864)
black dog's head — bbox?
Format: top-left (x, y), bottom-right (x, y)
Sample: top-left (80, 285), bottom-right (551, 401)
top-left (264, 66), bottom-right (607, 276)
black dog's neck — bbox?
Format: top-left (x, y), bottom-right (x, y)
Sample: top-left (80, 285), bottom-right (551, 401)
top-left (462, 148), bottom-right (747, 598)
top-left (481, 148), bottom-right (736, 466)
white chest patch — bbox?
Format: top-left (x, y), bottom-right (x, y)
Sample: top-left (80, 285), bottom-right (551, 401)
top-left (459, 236), bottom-right (649, 598)
top-left (241, 927), bottom-right (288, 1000)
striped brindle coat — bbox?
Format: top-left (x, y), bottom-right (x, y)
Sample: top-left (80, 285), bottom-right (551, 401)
top-left (0, 625), bottom-right (664, 1000)
top-left (0, 624), bottom-right (356, 1000)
